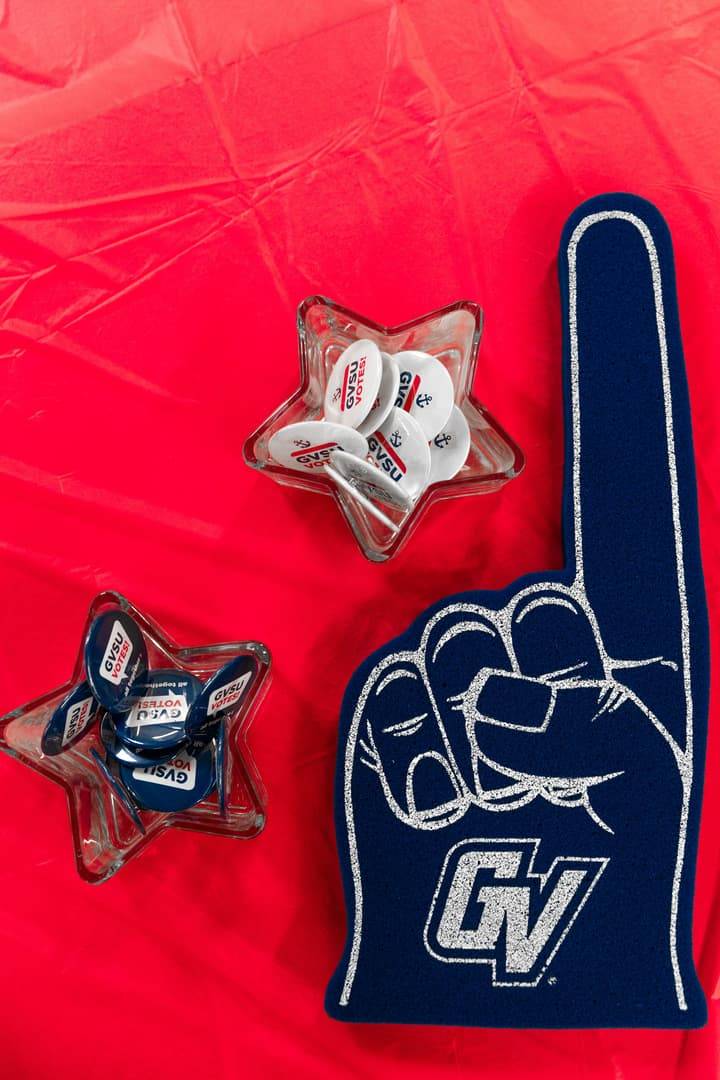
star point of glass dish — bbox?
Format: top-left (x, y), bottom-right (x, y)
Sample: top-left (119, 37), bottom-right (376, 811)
top-left (244, 296), bottom-right (524, 561)
top-left (0, 592), bottom-right (270, 883)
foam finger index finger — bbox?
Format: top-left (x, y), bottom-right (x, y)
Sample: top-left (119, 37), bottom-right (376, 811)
top-left (559, 194), bottom-right (704, 661)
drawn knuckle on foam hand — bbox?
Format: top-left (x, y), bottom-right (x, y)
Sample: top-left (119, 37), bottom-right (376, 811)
top-left (357, 653), bottom-right (467, 829)
top-left (420, 603), bottom-right (513, 794)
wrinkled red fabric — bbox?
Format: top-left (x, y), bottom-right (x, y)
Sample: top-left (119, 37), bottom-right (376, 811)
top-left (0, 2), bottom-right (718, 1076)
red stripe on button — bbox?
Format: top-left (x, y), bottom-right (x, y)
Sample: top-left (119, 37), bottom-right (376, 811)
top-left (375, 432), bottom-right (407, 474)
top-left (402, 374), bottom-right (421, 411)
top-left (340, 364), bottom-right (351, 411)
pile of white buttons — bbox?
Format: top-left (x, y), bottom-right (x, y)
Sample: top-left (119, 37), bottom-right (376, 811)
top-left (268, 340), bottom-right (470, 519)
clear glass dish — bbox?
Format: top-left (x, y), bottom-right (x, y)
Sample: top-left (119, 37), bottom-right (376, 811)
top-left (0, 591), bottom-right (271, 883)
top-left (243, 296), bottom-right (524, 561)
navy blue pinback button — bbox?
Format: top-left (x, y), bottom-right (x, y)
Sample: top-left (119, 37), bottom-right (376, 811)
top-left (90, 747), bottom-right (146, 834)
top-left (100, 713), bottom-right (180, 768)
top-left (119, 741), bottom-right (216, 813)
top-left (41, 681), bottom-right (99, 756)
top-left (186, 656), bottom-right (257, 740)
top-left (84, 609), bottom-right (148, 712)
top-left (112, 669), bottom-right (202, 751)
top-left (215, 720), bottom-right (227, 817)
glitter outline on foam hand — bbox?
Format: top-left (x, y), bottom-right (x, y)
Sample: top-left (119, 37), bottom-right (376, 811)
top-left (335, 207), bottom-right (698, 1014)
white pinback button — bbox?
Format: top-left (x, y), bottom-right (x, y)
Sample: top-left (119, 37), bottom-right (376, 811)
top-left (323, 339), bottom-right (383, 429)
top-left (330, 449), bottom-right (413, 511)
top-left (428, 405), bottom-right (471, 484)
top-left (367, 407), bottom-right (431, 504)
top-left (392, 350), bottom-right (454, 441)
top-left (268, 421), bottom-right (368, 473)
top-left (357, 351), bottom-right (400, 437)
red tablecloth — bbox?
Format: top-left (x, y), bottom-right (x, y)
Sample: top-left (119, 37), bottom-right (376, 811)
top-left (0, 2), bottom-right (718, 1075)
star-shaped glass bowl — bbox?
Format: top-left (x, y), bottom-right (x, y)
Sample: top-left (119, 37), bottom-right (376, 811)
top-left (243, 296), bottom-right (524, 561)
top-left (0, 592), bottom-right (271, 883)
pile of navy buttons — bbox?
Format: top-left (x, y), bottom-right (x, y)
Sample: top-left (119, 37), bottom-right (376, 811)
top-left (41, 608), bottom-right (257, 833)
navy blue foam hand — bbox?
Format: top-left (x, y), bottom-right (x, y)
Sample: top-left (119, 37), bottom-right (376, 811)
top-left (326, 195), bottom-right (709, 1028)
